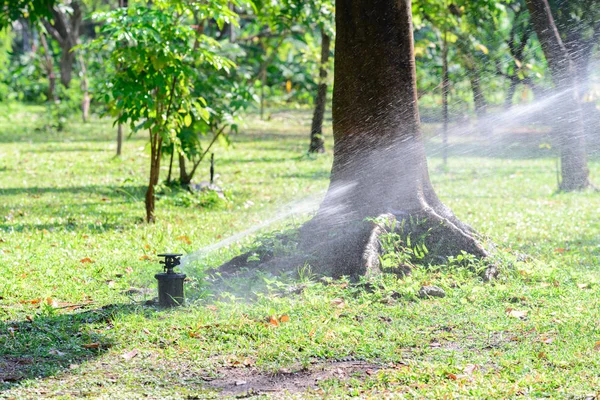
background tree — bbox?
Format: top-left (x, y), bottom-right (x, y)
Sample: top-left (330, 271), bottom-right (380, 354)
top-left (90, 5), bottom-right (231, 222)
top-left (526, 0), bottom-right (592, 191)
top-left (42, 0), bottom-right (82, 88)
top-left (299, 0), bottom-right (489, 278)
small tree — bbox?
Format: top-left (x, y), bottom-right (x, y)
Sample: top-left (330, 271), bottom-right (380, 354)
top-left (91, 5), bottom-right (235, 222)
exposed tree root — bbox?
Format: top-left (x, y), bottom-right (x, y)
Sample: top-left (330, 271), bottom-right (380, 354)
top-left (214, 209), bottom-right (498, 282)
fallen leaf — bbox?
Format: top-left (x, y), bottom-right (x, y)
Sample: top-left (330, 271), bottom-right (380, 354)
top-left (330, 298), bottom-right (345, 308)
top-left (80, 257), bottom-right (94, 264)
top-left (540, 336), bottom-right (554, 344)
top-left (125, 267), bottom-right (133, 274)
top-left (45, 297), bottom-right (58, 307)
top-left (577, 283), bottom-right (589, 289)
top-left (554, 248), bottom-right (566, 254)
top-left (594, 341), bottom-right (600, 351)
top-left (49, 349), bottom-right (66, 357)
top-left (506, 308), bottom-right (528, 319)
top-left (122, 349), bottom-right (139, 360)
top-left (19, 298), bottom-right (41, 305)
top-left (279, 314), bottom-right (290, 323)
top-left (537, 351), bottom-right (547, 359)
top-left (539, 282), bottom-right (551, 288)
top-left (139, 255), bottom-right (150, 261)
top-left (142, 328), bottom-right (150, 335)
top-left (83, 342), bottom-right (100, 349)
top-left (106, 280), bottom-right (116, 288)
top-left (446, 372), bottom-right (458, 380)
top-left (268, 316), bottom-right (279, 327)
top-left (25, 315), bottom-right (33, 322)
top-left (206, 305), bottom-right (217, 311)
top-left (463, 364), bottom-right (478, 375)
top-left (177, 235), bottom-right (192, 245)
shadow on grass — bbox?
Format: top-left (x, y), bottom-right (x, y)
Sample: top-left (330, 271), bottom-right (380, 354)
top-left (0, 185), bottom-right (146, 199)
top-left (0, 303), bottom-right (156, 392)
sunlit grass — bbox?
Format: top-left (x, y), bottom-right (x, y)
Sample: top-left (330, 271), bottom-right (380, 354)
top-left (0, 104), bottom-right (599, 398)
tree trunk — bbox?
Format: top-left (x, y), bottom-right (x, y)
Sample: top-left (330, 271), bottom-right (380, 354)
top-left (526, 0), bottom-right (591, 191)
top-left (469, 70), bottom-right (491, 136)
top-left (179, 154), bottom-right (191, 186)
top-left (116, 0), bottom-right (127, 156)
top-left (58, 47), bottom-right (75, 88)
top-left (441, 27), bottom-right (449, 166)
top-left (297, 0), bottom-right (488, 278)
top-left (77, 53), bottom-right (90, 122)
top-left (146, 131), bottom-right (162, 223)
top-left (116, 122), bottom-right (123, 156)
top-left (43, 1), bottom-right (82, 89)
top-left (308, 31), bottom-right (331, 153)
top-left (504, 77), bottom-right (517, 109)
top-left (39, 32), bottom-right (57, 102)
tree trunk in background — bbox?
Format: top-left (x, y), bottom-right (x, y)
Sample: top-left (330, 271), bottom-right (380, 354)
top-left (526, 0), bottom-right (591, 191)
top-left (116, 0), bottom-right (127, 155)
top-left (146, 131), bottom-right (162, 223)
top-left (441, 28), bottom-right (449, 166)
top-left (298, 0), bottom-right (489, 278)
top-left (116, 122), bottom-right (123, 156)
top-left (39, 32), bottom-right (57, 102)
top-left (504, 77), bottom-right (517, 109)
top-left (469, 70), bottom-right (491, 136)
top-left (179, 154), bottom-right (191, 186)
top-left (43, 1), bottom-right (82, 89)
top-left (308, 30), bottom-right (330, 154)
top-left (77, 53), bottom-right (90, 122)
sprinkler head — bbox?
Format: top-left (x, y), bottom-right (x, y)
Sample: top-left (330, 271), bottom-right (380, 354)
top-left (157, 253), bottom-right (182, 274)
top-left (155, 253), bottom-right (186, 307)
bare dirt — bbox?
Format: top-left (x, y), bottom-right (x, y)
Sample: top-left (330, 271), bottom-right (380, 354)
top-left (203, 360), bottom-right (383, 397)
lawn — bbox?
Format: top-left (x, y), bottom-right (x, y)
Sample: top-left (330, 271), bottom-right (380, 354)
top-left (1, 104), bottom-right (599, 399)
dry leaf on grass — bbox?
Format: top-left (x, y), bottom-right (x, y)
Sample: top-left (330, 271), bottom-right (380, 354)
top-left (279, 314), bottom-right (290, 323)
top-left (506, 308), bottom-right (528, 319)
top-left (331, 298), bottom-right (345, 308)
top-left (122, 349), bottom-right (139, 360)
top-left (177, 235), bottom-right (192, 245)
top-left (80, 257), bottom-right (94, 264)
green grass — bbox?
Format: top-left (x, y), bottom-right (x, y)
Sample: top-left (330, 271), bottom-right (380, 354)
top-left (1, 104), bottom-right (599, 399)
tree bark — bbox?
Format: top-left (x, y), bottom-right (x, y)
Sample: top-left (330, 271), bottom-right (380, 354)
top-left (43, 1), bottom-right (82, 89)
top-left (525, 0), bottom-right (591, 191)
top-left (297, 0), bottom-right (488, 277)
top-left (469, 70), bottom-right (491, 136)
top-left (179, 154), bottom-right (190, 185)
top-left (441, 27), bottom-right (449, 166)
top-left (77, 53), bottom-right (90, 122)
top-left (116, 0), bottom-right (127, 156)
top-left (308, 31), bottom-right (331, 154)
top-left (116, 121), bottom-right (123, 156)
top-left (146, 130), bottom-right (162, 223)
top-left (504, 77), bottom-right (517, 109)
top-left (39, 32), bottom-right (57, 102)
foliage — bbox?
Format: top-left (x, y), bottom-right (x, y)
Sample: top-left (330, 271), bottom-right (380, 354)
top-left (0, 0), bottom-right (55, 29)
top-left (88, 3), bottom-right (239, 220)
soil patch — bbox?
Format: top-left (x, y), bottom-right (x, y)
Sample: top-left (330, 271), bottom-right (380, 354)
top-left (204, 360), bottom-right (382, 397)
top-left (0, 357), bottom-right (34, 383)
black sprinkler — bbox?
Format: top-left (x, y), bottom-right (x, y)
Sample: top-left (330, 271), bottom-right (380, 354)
top-left (155, 253), bottom-right (186, 307)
